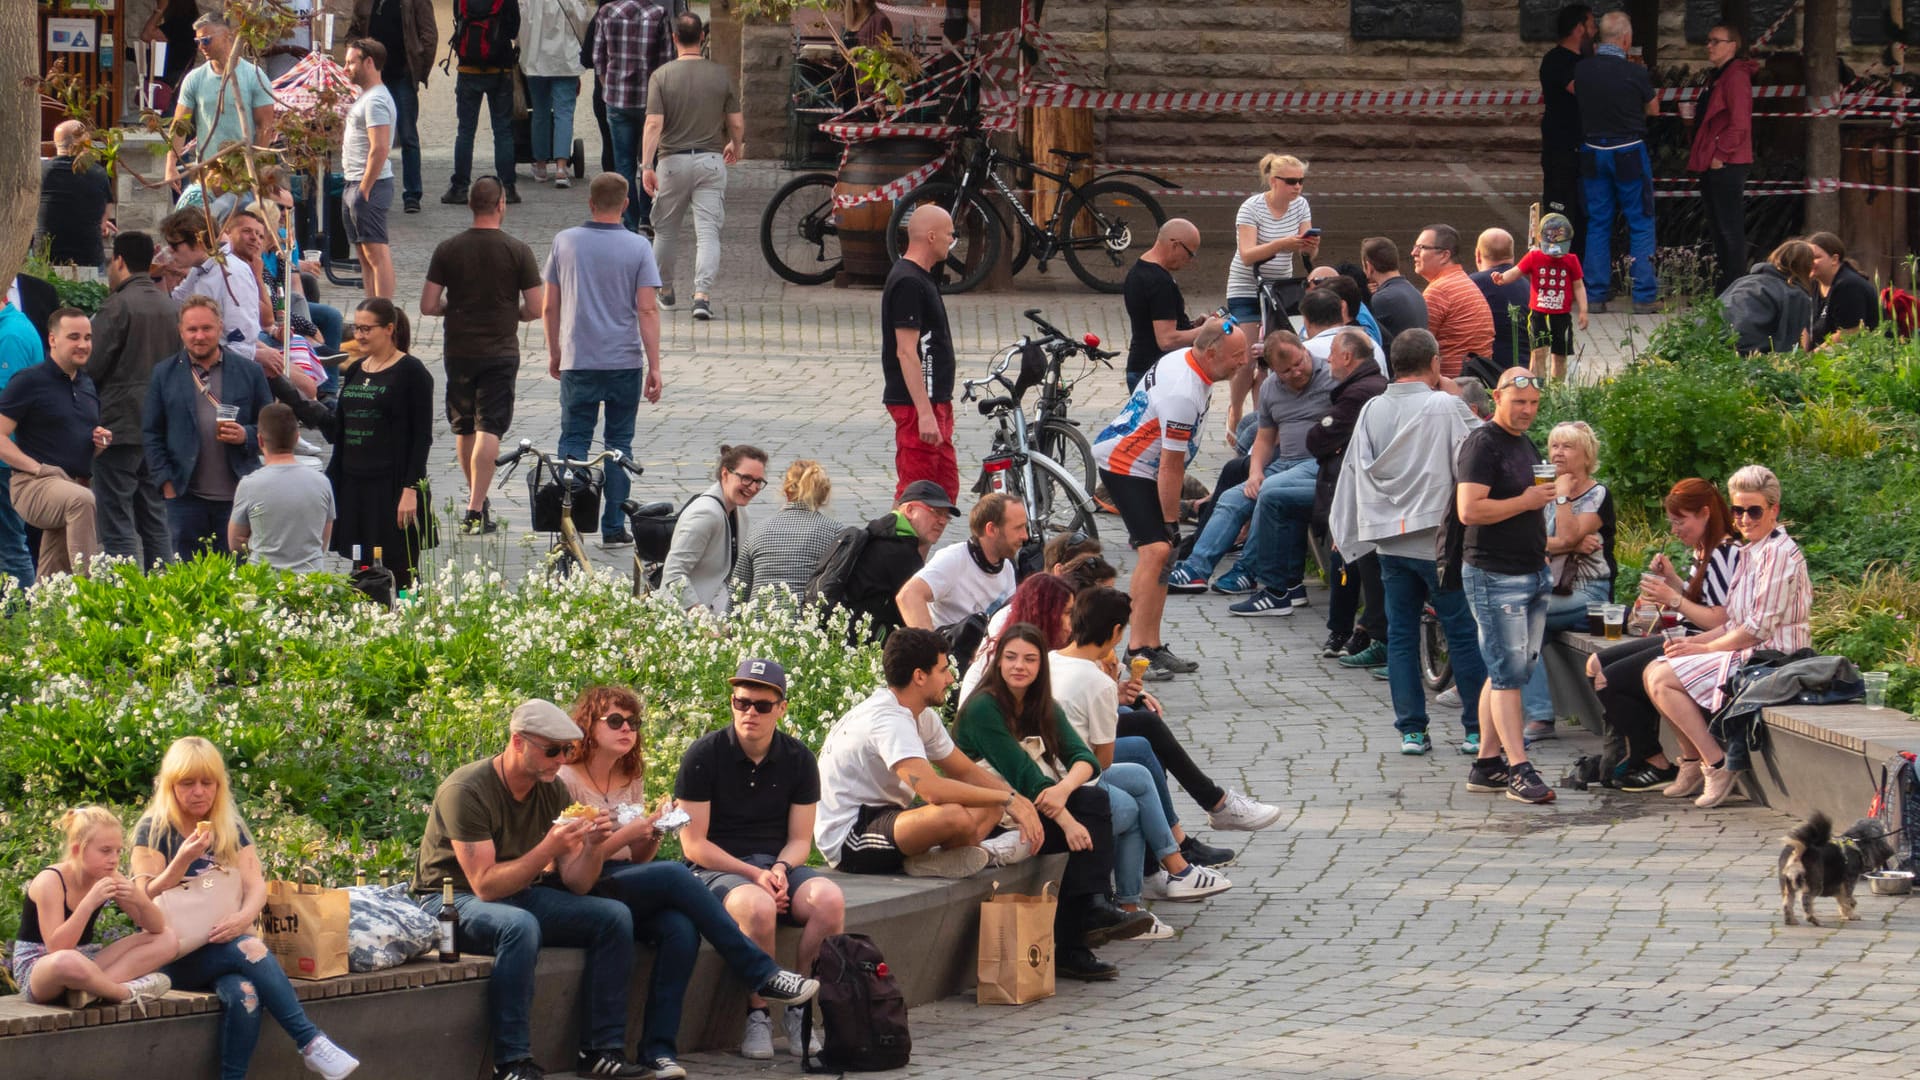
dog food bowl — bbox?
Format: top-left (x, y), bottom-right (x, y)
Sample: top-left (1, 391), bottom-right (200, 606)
top-left (1868, 870), bottom-right (1915, 896)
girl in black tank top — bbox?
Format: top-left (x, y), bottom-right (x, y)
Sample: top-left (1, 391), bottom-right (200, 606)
top-left (11, 806), bottom-right (177, 1007)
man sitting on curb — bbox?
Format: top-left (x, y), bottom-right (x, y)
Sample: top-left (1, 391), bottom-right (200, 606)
top-left (837, 479), bottom-right (958, 641)
top-left (677, 658), bottom-right (846, 1061)
top-left (896, 491), bottom-right (1027, 632)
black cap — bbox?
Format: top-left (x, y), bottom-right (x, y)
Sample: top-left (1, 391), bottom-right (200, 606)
top-left (897, 479), bottom-right (959, 513)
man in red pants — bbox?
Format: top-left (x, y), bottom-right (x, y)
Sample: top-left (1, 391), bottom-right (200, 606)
top-left (881, 205), bottom-right (959, 502)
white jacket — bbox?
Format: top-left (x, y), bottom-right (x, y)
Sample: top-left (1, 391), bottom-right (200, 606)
top-left (521, 0), bottom-right (593, 78)
top-left (1328, 382), bottom-right (1480, 561)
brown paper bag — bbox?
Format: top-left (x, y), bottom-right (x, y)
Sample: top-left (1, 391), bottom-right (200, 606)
top-left (258, 873), bottom-right (351, 980)
top-left (976, 882), bottom-right (1056, 1005)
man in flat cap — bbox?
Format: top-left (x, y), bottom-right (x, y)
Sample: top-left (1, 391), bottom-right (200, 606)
top-left (413, 699), bottom-right (651, 1080)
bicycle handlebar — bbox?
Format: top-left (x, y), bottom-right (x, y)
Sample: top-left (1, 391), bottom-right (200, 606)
top-left (494, 440), bottom-right (645, 479)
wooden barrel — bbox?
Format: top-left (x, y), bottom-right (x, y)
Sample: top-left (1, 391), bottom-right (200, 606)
top-left (833, 137), bottom-right (948, 286)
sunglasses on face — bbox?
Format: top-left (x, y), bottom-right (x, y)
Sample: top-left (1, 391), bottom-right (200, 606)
top-left (731, 697), bottom-right (780, 714)
top-left (1498, 375), bottom-right (1545, 390)
top-left (195, 36), bottom-right (216, 46)
top-left (522, 735), bottom-right (577, 759)
top-left (1729, 504), bottom-right (1769, 519)
top-left (599, 712), bottom-right (637, 731)
top-left (1275, 176), bottom-right (1305, 186)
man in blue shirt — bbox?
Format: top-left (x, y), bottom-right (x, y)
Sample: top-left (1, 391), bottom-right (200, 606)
top-left (0, 300), bottom-right (45, 588)
top-left (1573, 11), bottom-right (1660, 313)
top-left (0, 308), bottom-right (110, 578)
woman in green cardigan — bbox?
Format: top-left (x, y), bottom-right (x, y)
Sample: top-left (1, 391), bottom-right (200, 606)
top-left (952, 623), bottom-right (1153, 981)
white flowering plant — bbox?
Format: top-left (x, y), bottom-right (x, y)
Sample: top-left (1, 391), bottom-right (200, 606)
top-left (0, 555), bottom-right (882, 967)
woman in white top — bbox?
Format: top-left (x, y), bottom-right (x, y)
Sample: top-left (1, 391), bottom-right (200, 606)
top-left (1224, 153), bottom-right (1320, 330)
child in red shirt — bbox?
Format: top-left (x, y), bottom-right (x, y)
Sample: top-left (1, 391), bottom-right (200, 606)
top-left (1492, 213), bottom-right (1588, 379)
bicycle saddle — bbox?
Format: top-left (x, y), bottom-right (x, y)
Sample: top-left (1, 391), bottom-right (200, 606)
top-left (977, 395), bottom-right (1014, 416)
top-left (1048, 149), bottom-right (1092, 162)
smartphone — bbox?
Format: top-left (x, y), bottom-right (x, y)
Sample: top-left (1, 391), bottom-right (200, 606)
top-left (1304, 228), bottom-right (1323, 238)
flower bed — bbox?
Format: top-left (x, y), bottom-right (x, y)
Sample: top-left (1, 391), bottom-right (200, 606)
top-left (0, 557), bottom-right (881, 976)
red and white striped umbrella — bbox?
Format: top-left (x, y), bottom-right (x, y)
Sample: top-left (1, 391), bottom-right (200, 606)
top-left (270, 51), bottom-right (356, 119)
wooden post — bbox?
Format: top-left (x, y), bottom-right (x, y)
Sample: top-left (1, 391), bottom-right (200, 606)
top-left (1805, 0), bottom-right (1841, 233)
top-left (1030, 106), bottom-right (1093, 226)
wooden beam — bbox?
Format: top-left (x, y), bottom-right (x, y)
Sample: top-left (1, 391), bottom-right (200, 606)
top-left (1806, 0), bottom-right (1841, 232)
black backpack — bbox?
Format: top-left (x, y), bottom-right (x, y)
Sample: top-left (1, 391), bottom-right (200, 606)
top-left (450, 0), bottom-right (519, 68)
top-left (803, 525), bottom-right (872, 610)
top-left (801, 934), bottom-right (910, 1073)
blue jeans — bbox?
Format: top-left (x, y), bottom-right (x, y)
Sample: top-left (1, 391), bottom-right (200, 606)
top-left (420, 885), bottom-right (633, 1065)
top-left (0, 467), bottom-right (34, 589)
top-left (607, 107), bottom-right (656, 232)
top-left (1581, 140), bottom-right (1657, 305)
top-left (453, 70), bottom-right (516, 191)
top-left (1229, 457), bottom-right (1320, 588)
top-left (594, 861), bottom-right (780, 1061)
top-left (307, 302), bottom-right (344, 361)
top-left (1176, 456), bottom-right (1313, 580)
top-left (1462, 563), bottom-right (1552, 691)
top-left (1378, 553), bottom-right (1486, 736)
top-left (1112, 735), bottom-right (1179, 830)
top-left (526, 76), bottom-right (581, 163)
top-left (386, 75), bottom-right (424, 203)
top-left (164, 937), bottom-right (320, 1080)
top-left (167, 495), bottom-right (232, 560)
top-left (1523, 578), bottom-right (1613, 722)
top-left (1102, 761), bottom-right (1179, 906)
top-left (1225, 295), bottom-right (1260, 332)
top-left (558, 369), bottom-right (642, 535)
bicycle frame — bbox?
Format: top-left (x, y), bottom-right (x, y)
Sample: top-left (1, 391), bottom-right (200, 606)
top-left (496, 440), bottom-right (654, 596)
top-left (950, 138), bottom-right (1098, 264)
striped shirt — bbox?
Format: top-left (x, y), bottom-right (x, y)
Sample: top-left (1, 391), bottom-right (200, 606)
top-left (1670, 527), bottom-right (1811, 711)
top-left (1683, 538), bottom-right (1742, 616)
top-left (1224, 193), bottom-right (1311, 299)
top-left (593, 0), bottom-right (674, 113)
top-left (1421, 265), bottom-right (1495, 379)
top-left (733, 505), bottom-right (843, 601)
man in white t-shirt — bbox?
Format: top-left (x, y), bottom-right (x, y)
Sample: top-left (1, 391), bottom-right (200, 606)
top-left (895, 491), bottom-right (1027, 631)
top-left (342, 39), bottom-right (397, 299)
top-left (814, 628), bottom-right (1043, 878)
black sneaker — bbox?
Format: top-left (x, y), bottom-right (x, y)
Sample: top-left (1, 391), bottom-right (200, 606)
top-left (462, 501), bottom-right (501, 536)
top-left (599, 530), bottom-right (634, 549)
top-left (1057, 945), bottom-right (1118, 981)
top-left (1618, 762), bottom-right (1679, 793)
top-left (1077, 894), bottom-right (1155, 946)
top-left (1465, 758), bottom-right (1510, 793)
top-left (638, 1057), bottom-right (687, 1080)
top-left (1146, 644), bottom-right (1199, 674)
top-left (441, 185), bottom-right (468, 205)
top-left (492, 1061), bottom-right (545, 1080)
top-left (658, 286), bottom-right (676, 308)
top-left (1126, 647), bottom-right (1175, 683)
top-left (756, 968), bottom-right (820, 1005)
top-left (403, 196), bottom-right (422, 214)
top-left (691, 297), bottom-right (713, 321)
top-left (1341, 629), bottom-right (1373, 657)
top-left (1506, 761), bottom-right (1557, 804)
top-left (575, 1050), bottom-right (647, 1078)
top-left (1320, 631), bottom-right (1348, 659)
top-left (1179, 834), bottom-right (1236, 868)
top-left (504, 185), bottom-right (522, 205)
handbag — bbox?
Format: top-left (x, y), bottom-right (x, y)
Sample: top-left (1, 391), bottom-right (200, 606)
top-left (977, 882), bottom-right (1057, 1005)
top-left (155, 863), bottom-right (245, 957)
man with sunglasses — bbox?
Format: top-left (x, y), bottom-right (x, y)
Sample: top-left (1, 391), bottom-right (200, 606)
top-left (1454, 369), bottom-right (1559, 804)
top-left (1122, 218), bottom-right (1203, 392)
top-left (676, 659), bottom-right (845, 1060)
top-left (415, 700), bottom-right (652, 1080)
top-left (169, 15), bottom-right (276, 208)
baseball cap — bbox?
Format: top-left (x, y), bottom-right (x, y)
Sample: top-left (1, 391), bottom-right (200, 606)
top-left (509, 699), bottom-right (584, 742)
top-left (1539, 213), bottom-right (1574, 258)
top-left (897, 479), bottom-right (959, 514)
top-left (729, 657), bottom-right (788, 697)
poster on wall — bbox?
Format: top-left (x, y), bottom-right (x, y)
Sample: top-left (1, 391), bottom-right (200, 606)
top-left (47, 18), bottom-right (99, 54)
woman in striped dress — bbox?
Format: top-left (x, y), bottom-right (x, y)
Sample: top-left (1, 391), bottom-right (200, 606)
top-left (734, 459), bottom-right (842, 602)
top-left (1644, 465), bottom-right (1811, 809)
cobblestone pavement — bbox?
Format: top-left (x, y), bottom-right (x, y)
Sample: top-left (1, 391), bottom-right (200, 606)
top-left (359, 60), bottom-right (1920, 1079)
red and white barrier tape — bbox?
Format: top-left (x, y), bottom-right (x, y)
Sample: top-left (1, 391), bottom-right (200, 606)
top-left (830, 148), bottom-right (953, 211)
top-left (1751, 0), bottom-right (1802, 51)
top-left (1015, 81), bottom-right (1912, 117)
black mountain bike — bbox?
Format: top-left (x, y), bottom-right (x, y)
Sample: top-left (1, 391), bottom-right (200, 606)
top-left (1016, 308), bottom-right (1113, 495)
top-left (883, 125), bottom-right (1169, 295)
top-left (759, 172), bottom-right (843, 285)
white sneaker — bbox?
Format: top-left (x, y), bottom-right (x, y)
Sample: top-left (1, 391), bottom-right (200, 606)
top-left (553, 173), bottom-right (572, 190)
top-left (902, 845), bottom-right (990, 878)
top-left (980, 830), bottom-right (1033, 867)
top-left (1159, 864), bottom-right (1233, 902)
top-left (783, 1004), bottom-right (822, 1058)
top-left (1437, 684), bottom-right (1462, 708)
top-left (120, 971), bottom-right (171, 1014)
top-left (1121, 911), bottom-right (1175, 941)
top-left (1140, 869), bottom-right (1170, 900)
top-left (741, 1008), bottom-right (774, 1060)
top-left (1207, 789), bottom-right (1283, 832)
top-left (301, 1034), bottom-right (360, 1080)
top-left (293, 436), bottom-right (325, 457)
top-left (532, 162), bottom-right (549, 182)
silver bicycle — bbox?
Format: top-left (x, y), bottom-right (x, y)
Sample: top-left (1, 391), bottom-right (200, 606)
top-left (962, 313), bottom-right (1104, 550)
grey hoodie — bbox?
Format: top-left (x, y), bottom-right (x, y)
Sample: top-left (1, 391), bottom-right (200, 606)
top-left (1328, 381), bottom-right (1480, 561)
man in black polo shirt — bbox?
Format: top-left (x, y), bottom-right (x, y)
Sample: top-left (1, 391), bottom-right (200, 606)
top-left (1539, 5), bottom-right (1594, 267)
top-left (0, 308), bottom-right (111, 577)
top-left (676, 658), bottom-right (846, 1061)
top-left (1122, 218), bottom-right (1203, 391)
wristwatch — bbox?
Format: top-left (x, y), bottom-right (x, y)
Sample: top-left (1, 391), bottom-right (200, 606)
top-left (1555, 495), bottom-right (1570, 505)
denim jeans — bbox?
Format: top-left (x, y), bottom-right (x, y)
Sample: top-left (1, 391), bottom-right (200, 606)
top-left (164, 937), bottom-right (320, 1080)
top-left (558, 369), bottom-right (643, 535)
top-left (1378, 553), bottom-right (1486, 736)
top-left (1175, 456), bottom-right (1311, 579)
top-left (1116, 706), bottom-right (1223, 813)
top-left (1522, 577), bottom-right (1613, 721)
top-left (607, 107), bottom-right (656, 232)
top-left (1229, 457), bottom-right (1320, 588)
top-left (167, 495), bottom-right (233, 560)
top-left (653, 152), bottom-right (727, 297)
top-left (0, 467), bottom-right (36, 589)
top-left (386, 75), bottom-right (424, 204)
top-left (526, 76), bottom-right (581, 163)
top-left (1462, 563), bottom-right (1552, 691)
top-left (1225, 295), bottom-right (1260, 331)
top-left (1102, 760), bottom-right (1180, 906)
top-left (594, 861), bottom-right (780, 1061)
top-left (90, 445), bottom-right (171, 567)
top-left (1112, 735), bottom-right (1179, 829)
top-left (307, 302), bottom-right (344, 361)
top-left (452, 70), bottom-right (516, 191)
top-left (1581, 140), bottom-right (1657, 305)
top-left (420, 885), bottom-right (634, 1064)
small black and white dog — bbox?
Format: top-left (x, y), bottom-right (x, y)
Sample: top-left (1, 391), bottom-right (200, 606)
top-left (1777, 813), bottom-right (1895, 926)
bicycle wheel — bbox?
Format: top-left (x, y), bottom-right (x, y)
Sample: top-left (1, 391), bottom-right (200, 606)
top-left (760, 172), bottom-right (843, 285)
top-left (1420, 610), bottom-right (1454, 692)
top-left (1019, 454), bottom-right (1100, 547)
top-left (1034, 419), bottom-right (1096, 496)
top-left (1060, 180), bottom-right (1166, 293)
top-left (884, 181), bottom-right (1004, 294)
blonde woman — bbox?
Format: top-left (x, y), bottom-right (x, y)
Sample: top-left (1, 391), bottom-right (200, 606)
top-left (1224, 154), bottom-right (1319, 329)
top-left (735, 459), bottom-right (843, 601)
top-left (13, 807), bottom-right (176, 1007)
top-left (1522, 421), bottom-right (1616, 740)
top-left (131, 737), bottom-right (359, 1080)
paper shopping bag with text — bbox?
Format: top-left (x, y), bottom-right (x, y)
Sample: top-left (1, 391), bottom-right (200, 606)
top-left (259, 875), bottom-right (351, 980)
top-left (976, 882), bottom-right (1056, 1005)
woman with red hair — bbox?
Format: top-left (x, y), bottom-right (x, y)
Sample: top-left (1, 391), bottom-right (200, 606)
top-left (955, 572), bottom-right (1076, 704)
top-left (1586, 478), bottom-right (1741, 792)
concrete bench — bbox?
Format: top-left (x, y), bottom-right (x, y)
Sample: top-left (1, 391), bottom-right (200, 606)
top-left (1546, 630), bottom-right (1920, 822)
top-left (0, 856), bottom-right (1062, 1080)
